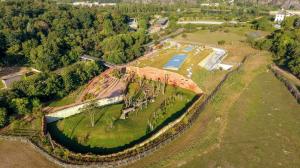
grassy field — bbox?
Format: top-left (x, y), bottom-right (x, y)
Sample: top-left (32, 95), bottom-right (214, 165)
top-left (48, 85), bottom-right (86, 107)
top-left (182, 71), bottom-right (300, 168)
top-left (48, 85), bottom-right (196, 153)
top-left (126, 48), bottom-right (300, 168)
top-left (175, 27), bottom-right (248, 45)
top-left (275, 66), bottom-right (300, 90)
top-left (0, 81), bottom-right (4, 89)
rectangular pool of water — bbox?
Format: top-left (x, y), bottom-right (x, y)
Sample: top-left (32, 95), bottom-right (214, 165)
top-left (163, 54), bottom-right (187, 71)
top-left (183, 46), bottom-right (193, 52)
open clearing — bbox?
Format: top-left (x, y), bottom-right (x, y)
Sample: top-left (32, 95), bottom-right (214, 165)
top-left (125, 31), bottom-right (300, 168)
top-left (175, 28), bottom-right (247, 45)
top-left (0, 140), bottom-right (58, 168)
top-left (180, 71), bottom-right (300, 168)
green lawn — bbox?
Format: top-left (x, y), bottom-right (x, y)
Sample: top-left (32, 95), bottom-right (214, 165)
top-left (48, 85), bottom-right (196, 154)
top-left (0, 81), bottom-right (4, 89)
top-left (48, 85), bottom-right (86, 107)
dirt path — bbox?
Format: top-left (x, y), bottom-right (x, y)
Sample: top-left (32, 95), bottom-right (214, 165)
top-left (0, 140), bottom-right (59, 168)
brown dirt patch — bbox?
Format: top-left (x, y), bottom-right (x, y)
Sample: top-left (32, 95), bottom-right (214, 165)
top-left (0, 140), bottom-right (59, 168)
top-left (0, 67), bottom-right (31, 77)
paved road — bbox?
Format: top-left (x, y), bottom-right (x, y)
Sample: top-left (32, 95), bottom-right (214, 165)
top-left (177, 20), bottom-right (224, 25)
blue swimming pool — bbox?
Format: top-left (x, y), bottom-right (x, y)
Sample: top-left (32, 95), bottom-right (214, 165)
top-left (163, 54), bottom-right (187, 71)
top-left (183, 46), bottom-right (193, 52)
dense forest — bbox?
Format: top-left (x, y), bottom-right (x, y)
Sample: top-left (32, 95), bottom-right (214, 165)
top-left (0, 0), bottom-right (151, 127)
top-left (0, 0), bottom-right (149, 71)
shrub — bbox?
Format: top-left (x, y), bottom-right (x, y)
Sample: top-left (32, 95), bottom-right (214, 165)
top-left (0, 108), bottom-right (7, 127)
top-left (218, 40), bottom-right (226, 45)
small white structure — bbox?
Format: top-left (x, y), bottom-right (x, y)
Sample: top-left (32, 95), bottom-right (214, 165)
top-left (217, 63), bottom-right (233, 71)
top-left (274, 10), bottom-right (294, 23)
top-left (129, 18), bottom-right (138, 29)
top-left (80, 55), bottom-right (100, 62)
top-left (200, 3), bottom-right (219, 7)
top-left (120, 107), bottom-right (135, 119)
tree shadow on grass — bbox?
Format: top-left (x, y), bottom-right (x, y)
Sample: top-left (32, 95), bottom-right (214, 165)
top-left (94, 110), bottom-right (106, 126)
top-left (47, 95), bottom-right (200, 155)
top-left (70, 116), bottom-right (85, 137)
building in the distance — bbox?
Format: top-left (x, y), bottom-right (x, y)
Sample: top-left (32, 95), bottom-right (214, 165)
top-left (149, 17), bottom-right (169, 34)
top-left (274, 10), bottom-right (294, 23)
top-left (128, 18), bottom-right (138, 30)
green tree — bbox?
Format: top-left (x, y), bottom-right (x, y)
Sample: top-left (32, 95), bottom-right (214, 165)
top-left (80, 101), bottom-right (99, 127)
top-left (102, 18), bottom-right (114, 36)
top-left (0, 108), bottom-right (7, 127)
top-left (11, 98), bottom-right (31, 115)
top-left (0, 32), bottom-right (6, 66)
top-left (251, 17), bottom-right (272, 31)
top-left (282, 16), bottom-right (296, 30)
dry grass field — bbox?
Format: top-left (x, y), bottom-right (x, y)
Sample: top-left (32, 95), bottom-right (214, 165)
top-left (0, 140), bottom-right (58, 168)
top-left (125, 36), bottom-right (300, 168)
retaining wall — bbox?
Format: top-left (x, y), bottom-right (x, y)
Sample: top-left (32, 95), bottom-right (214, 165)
top-left (45, 96), bottom-right (124, 123)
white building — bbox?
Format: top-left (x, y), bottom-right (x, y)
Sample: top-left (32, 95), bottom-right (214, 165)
top-left (274, 10), bottom-right (294, 23)
top-left (128, 18), bottom-right (138, 30)
top-left (200, 3), bottom-right (219, 7)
